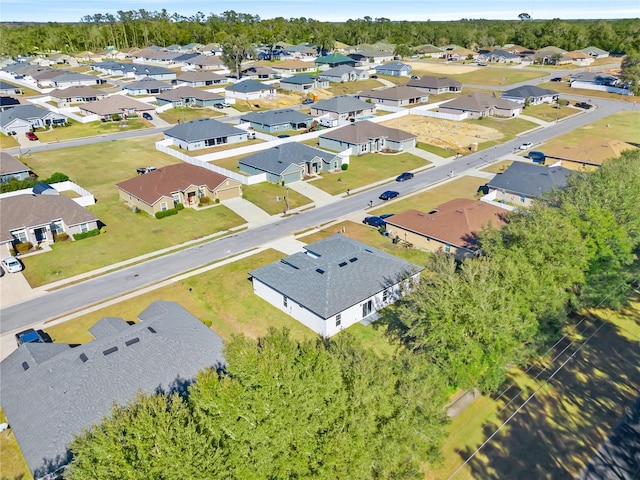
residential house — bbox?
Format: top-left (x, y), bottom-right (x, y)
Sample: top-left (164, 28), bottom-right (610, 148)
top-left (385, 199), bottom-right (508, 259)
top-left (240, 109), bottom-right (313, 134)
top-left (501, 85), bottom-right (559, 105)
top-left (51, 72), bottom-right (102, 88)
top-left (486, 162), bottom-right (572, 207)
top-left (570, 72), bottom-right (620, 88)
top-left (183, 54), bottom-right (226, 70)
top-left (282, 43), bottom-right (318, 59)
top-left (413, 44), bottom-right (446, 58)
top-left (122, 77), bottom-right (173, 96)
top-left (442, 45), bottom-right (477, 61)
top-left (238, 142), bottom-right (342, 183)
top-left (319, 65), bottom-right (369, 83)
top-left (116, 163), bottom-right (241, 214)
top-left (176, 71), bottom-right (228, 87)
top-left (0, 301), bottom-right (225, 480)
top-left (0, 80), bottom-right (23, 95)
top-left (155, 86), bottom-right (224, 108)
top-left (477, 49), bottom-right (521, 64)
top-left (318, 120), bottom-right (416, 155)
top-left (579, 46), bottom-right (609, 58)
top-left (407, 76), bottom-right (462, 95)
top-left (270, 60), bottom-right (318, 75)
top-left (49, 86), bottom-right (109, 107)
top-left (0, 152), bottom-right (34, 183)
top-left (279, 74), bottom-right (329, 93)
top-left (357, 85), bottom-right (428, 107)
top-left (374, 61), bottom-right (412, 76)
top-left (78, 95), bottom-right (155, 120)
top-left (562, 51), bottom-right (594, 66)
top-left (29, 68), bottom-right (66, 87)
top-left (225, 80), bottom-right (276, 101)
top-left (90, 62), bottom-right (176, 81)
top-left (531, 46), bottom-right (567, 64)
top-left (311, 96), bottom-right (376, 122)
top-left (0, 96), bottom-right (20, 110)
top-left (439, 92), bottom-right (522, 118)
top-left (0, 104), bottom-right (68, 135)
top-left (163, 118), bottom-right (247, 151)
top-left (0, 194), bottom-right (99, 246)
top-left (315, 53), bottom-right (357, 68)
top-left (348, 50), bottom-right (395, 64)
top-left (249, 234), bottom-right (423, 337)
top-left (240, 66), bottom-right (280, 80)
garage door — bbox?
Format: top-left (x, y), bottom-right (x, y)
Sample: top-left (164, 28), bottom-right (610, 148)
top-left (282, 172), bottom-right (301, 184)
top-left (216, 186), bottom-right (240, 201)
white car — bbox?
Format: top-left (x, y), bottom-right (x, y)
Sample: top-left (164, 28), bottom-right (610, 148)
top-left (2, 256), bottom-right (23, 273)
top-left (519, 142), bottom-right (533, 150)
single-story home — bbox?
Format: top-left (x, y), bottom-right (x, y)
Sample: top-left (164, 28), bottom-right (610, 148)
top-left (318, 120), bottom-right (416, 155)
top-left (311, 95), bottom-right (376, 121)
top-left (315, 53), bottom-right (356, 68)
top-left (225, 80), bottom-right (277, 101)
top-left (0, 194), bottom-right (99, 246)
top-left (348, 50), bottom-right (394, 64)
top-left (0, 151), bottom-right (34, 183)
top-left (569, 72), bottom-right (620, 88)
top-left (374, 61), bottom-right (412, 76)
top-left (279, 74), bottom-right (329, 93)
top-left (579, 46), bottom-right (609, 58)
top-left (122, 77), bottom-right (173, 95)
top-left (0, 301), bottom-right (225, 480)
top-left (477, 49), bottom-right (521, 64)
top-left (413, 44), bottom-right (446, 58)
top-left (486, 162), bottom-right (572, 207)
top-left (240, 109), bottom-right (313, 134)
top-left (250, 234), bottom-right (423, 337)
top-left (0, 96), bottom-right (20, 110)
top-left (439, 92), bottom-right (522, 118)
top-left (561, 51), bottom-right (594, 66)
top-left (29, 69), bottom-right (66, 86)
top-left (51, 72), bottom-right (102, 88)
top-left (240, 66), bottom-right (280, 80)
top-left (501, 85), bottom-right (559, 105)
top-left (116, 163), bottom-right (241, 215)
top-left (49, 85), bottom-right (109, 107)
top-left (318, 65), bottom-right (369, 83)
top-left (385, 199), bottom-right (508, 259)
top-left (270, 60), bottom-right (318, 75)
top-left (176, 71), bottom-right (228, 87)
top-left (357, 85), bottom-right (428, 107)
top-left (155, 86), bottom-right (224, 108)
top-left (0, 80), bottom-right (23, 95)
top-left (406, 75), bottom-right (462, 95)
top-left (0, 104), bottom-right (68, 135)
top-left (238, 142), bottom-right (342, 184)
top-left (183, 54), bottom-right (226, 70)
top-left (90, 62), bottom-right (176, 81)
top-left (78, 95), bottom-right (155, 120)
top-left (163, 118), bottom-right (247, 151)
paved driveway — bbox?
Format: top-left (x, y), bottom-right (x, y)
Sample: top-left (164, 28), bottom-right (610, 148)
top-left (221, 197), bottom-right (272, 226)
top-left (287, 181), bottom-right (337, 206)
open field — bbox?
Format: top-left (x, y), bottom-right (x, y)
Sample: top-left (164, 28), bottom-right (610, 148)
top-left (242, 182), bottom-right (312, 214)
top-left (232, 91), bottom-right (308, 111)
top-left (35, 118), bottom-right (150, 142)
top-left (520, 103), bottom-right (577, 122)
top-left (157, 106), bottom-right (223, 124)
top-left (406, 62), bottom-right (547, 86)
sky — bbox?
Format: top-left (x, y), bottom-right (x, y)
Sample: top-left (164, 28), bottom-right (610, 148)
top-left (1, 0), bottom-right (638, 23)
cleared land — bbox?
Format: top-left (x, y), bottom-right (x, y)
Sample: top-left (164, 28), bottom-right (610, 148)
top-left (242, 182), bottom-right (313, 214)
top-left (519, 103), bottom-right (577, 122)
top-left (406, 62), bottom-right (548, 86)
top-left (157, 106), bottom-right (223, 124)
top-left (35, 118), bottom-right (149, 142)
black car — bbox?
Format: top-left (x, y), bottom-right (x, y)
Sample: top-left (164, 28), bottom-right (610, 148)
top-left (575, 102), bottom-right (593, 109)
top-left (370, 75), bottom-right (378, 79)
top-left (363, 216), bottom-right (387, 228)
top-left (551, 77), bottom-right (563, 82)
top-left (379, 190), bottom-right (399, 201)
top-left (142, 112), bottom-right (153, 120)
top-left (396, 172), bottom-right (414, 182)
top-left (302, 98), bottom-right (314, 105)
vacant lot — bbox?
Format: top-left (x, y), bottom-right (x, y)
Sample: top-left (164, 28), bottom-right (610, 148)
top-left (406, 62), bottom-right (547, 86)
top-left (158, 106), bottom-right (223, 124)
top-left (242, 182), bottom-right (312, 214)
top-left (520, 103), bottom-right (577, 122)
top-left (36, 118), bottom-right (149, 142)
top-left (328, 79), bottom-right (385, 95)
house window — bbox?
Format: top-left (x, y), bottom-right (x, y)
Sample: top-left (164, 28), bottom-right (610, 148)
top-left (51, 221), bottom-right (64, 234)
top-left (283, 296), bottom-right (288, 308)
top-left (161, 202), bottom-right (168, 211)
top-left (444, 244), bottom-right (451, 253)
top-left (336, 314), bottom-right (342, 327)
top-left (12, 231), bottom-right (27, 243)
top-left (80, 223), bottom-right (89, 233)
top-left (382, 289), bottom-right (389, 303)
top-left (172, 194), bottom-right (180, 205)
top-left (520, 194), bottom-right (526, 203)
top-left (362, 300), bottom-right (372, 318)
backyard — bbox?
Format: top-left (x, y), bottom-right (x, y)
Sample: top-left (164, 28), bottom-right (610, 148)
top-left (328, 78), bottom-right (385, 95)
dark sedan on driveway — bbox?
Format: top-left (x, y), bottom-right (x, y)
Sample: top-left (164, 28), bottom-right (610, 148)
top-left (396, 172), bottom-right (414, 182)
top-left (363, 216), bottom-right (387, 228)
top-left (379, 190), bottom-right (399, 201)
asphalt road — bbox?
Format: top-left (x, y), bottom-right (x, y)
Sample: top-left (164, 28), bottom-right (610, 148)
top-left (0, 96), bottom-right (632, 333)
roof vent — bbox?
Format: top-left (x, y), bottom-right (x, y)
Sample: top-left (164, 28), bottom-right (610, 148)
top-left (364, 248), bottom-right (373, 253)
top-left (429, 209), bottom-right (438, 214)
top-left (21, 361), bottom-right (29, 371)
top-left (147, 326), bottom-right (157, 334)
top-left (103, 346), bottom-right (118, 356)
top-left (316, 268), bottom-right (325, 274)
top-left (339, 261), bottom-right (348, 267)
top-left (125, 337), bottom-right (140, 347)
top-left (79, 353), bottom-right (88, 363)
top-left (417, 213), bottom-right (425, 217)
top-left (349, 257), bottom-right (358, 263)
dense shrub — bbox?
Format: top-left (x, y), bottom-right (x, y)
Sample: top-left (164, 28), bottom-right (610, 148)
top-left (45, 172), bottom-right (69, 183)
top-left (53, 232), bottom-right (69, 242)
top-left (341, 164), bottom-right (349, 171)
top-left (175, 202), bottom-right (185, 211)
top-left (198, 196), bottom-right (211, 205)
top-left (15, 242), bottom-right (33, 254)
top-left (155, 208), bottom-right (179, 219)
top-left (73, 229), bottom-right (100, 241)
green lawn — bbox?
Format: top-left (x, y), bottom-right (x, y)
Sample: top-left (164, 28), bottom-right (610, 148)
top-left (416, 141), bottom-right (453, 158)
top-left (309, 152), bottom-right (430, 195)
top-left (448, 68), bottom-right (548, 86)
top-left (538, 81), bottom-right (637, 103)
top-left (0, 133), bottom-right (20, 149)
top-left (462, 117), bottom-right (539, 149)
top-left (242, 182), bottom-right (313, 214)
top-left (481, 160), bottom-right (513, 174)
top-left (171, 138), bottom-right (266, 157)
top-left (0, 408), bottom-right (33, 480)
top-left (35, 118), bottom-right (150, 143)
top-left (520, 103), bottom-right (576, 122)
top-left (157, 106), bottom-right (223, 124)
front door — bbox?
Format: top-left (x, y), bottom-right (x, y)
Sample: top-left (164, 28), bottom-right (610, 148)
top-left (187, 191), bottom-right (196, 205)
top-left (362, 300), bottom-right (373, 319)
top-left (34, 227), bottom-right (47, 243)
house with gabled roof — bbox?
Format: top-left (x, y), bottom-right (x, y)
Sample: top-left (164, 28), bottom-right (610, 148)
top-left (318, 65), bottom-right (369, 83)
top-left (485, 162), bottom-right (572, 207)
top-left (270, 60), bottom-right (318, 74)
top-left (184, 54), bottom-right (226, 70)
top-left (561, 51), bottom-right (594, 66)
top-left (0, 80), bottom-right (23, 95)
top-left (374, 61), bottom-right (412, 76)
top-left (319, 120), bottom-right (416, 155)
top-left (279, 74), bottom-right (329, 93)
top-left (357, 85), bottom-right (428, 107)
top-left (78, 95), bottom-right (155, 120)
top-left (0, 96), bottom-right (20, 111)
top-left (51, 72), bottom-right (101, 88)
top-left (122, 77), bottom-right (173, 95)
top-left (238, 142), bottom-right (342, 183)
top-left (439, 92), bottom-right (522, 118)
top-left (407, 75), bottom-right (462, 95)
top-left (49, 85), bottom-right (109, 107)
top-left (176, 71), bottom-right (227, 87)
top-left (311, 95), bottom-right (376, 122)
top-left (250, 234), bottom-right (423, 337)
top-left (579, 46), bottom-right (609, 58)
top-left (240, 108), bottom-right (313, 134)
top-left (348, 50), bottom-right (395, 64)
top-left (0, 151), bottom-right (34, 183)
top-left (240, 66), bottom-right (280, 80)
top-left (163, 118), bottom-right (247, 151)
top-left (501, 85), bottom-right (559, 105)
top-left (225, 79), bottom-right (276, 101)
top-left (477, 49), bottom-right (521, 64)
top-left (156, 86), bottom-right (224, 108)
top-left (385, 199), bottom-right (508, 259)
top-left (0, 104), bottom-right (67, 135)
top-left (413, 44), bottom-right (446, 58)
top-left (116, 163), bottom-right (241, 214)
top-left (315, 53), bottom-right (356, 68)
top-left (0, 301), bottom-right (225, 480)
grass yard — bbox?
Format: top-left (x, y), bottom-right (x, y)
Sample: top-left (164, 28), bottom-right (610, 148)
top-left (35, 118), bottom-right (150, 143)
top-left (416, 141), bottom-right (454, 158)
top-left (171, 137), bottom-right (265, 157)
top-left (538, 81), bottom-right (637, 103)
top-left (520, 103), bottom-right (576, 122)
top-left (328, 79), bottom-right (385, 95)
top-left (462, 117), bottom-right (539, 150)
top-left (0, 133), bottom-right (19, 149)
top-left (0, 408), bottom-right (33, 480)
top-left (375, 74), bottom-right (410, 86)
top-left (242, 182), bottom-right (313, 214)
top-left (309, 152), bottom-right (430, 195)
top-left (157, 106), bottom-right (223, 124)
top-left (449, 67), bottom-right (548, 86)
top-left (481, 160), bottom-right (513, 174)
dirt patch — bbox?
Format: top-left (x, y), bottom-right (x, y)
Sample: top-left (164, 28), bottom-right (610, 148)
top-left (406, 61), bottom-right (480, 75)
top-left (245, 92), bottom-right (305, 110)
top-left (382, 115), bottom-right (503, 153)
top-left (543, 138), bottom-right (637, 166)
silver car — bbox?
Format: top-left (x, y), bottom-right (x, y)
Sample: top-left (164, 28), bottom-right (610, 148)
top-left (1, 256), bottom-right (23, 273)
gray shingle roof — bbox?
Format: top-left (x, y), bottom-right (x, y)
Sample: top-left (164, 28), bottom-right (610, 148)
top-left (225, 79), bottom-right (275, 93)
top-left (406, 76), bottom-right (462, 89)
top-left (486, 162), bottom-right (573, 198)
top-left (440, 92), bottom-right (520, 112)
top-left (250, 235), bottom-right (423, 319)
top-left (0, 301), bottom-right (225, 480)
top-left (321, 65), bottom-right (365, 76)
top-left (358, 85), bottom-right (426, 101)
top-left (502, 85), bottom-right (557, 99)
top-left (239, 142), bottom-right (338, 175)
top-left (280, 74), bottom-right (319, 85)
top-left (375, 61), bottom-right (411, 72)
top-left (312, 95), bottom-right (373, 114)
top-left (123, 77), bottom-right (173, 90)
top-left (0, 104), bottom-right (61, 127)
top-left (0, 151), bottom-right (30, 176)
top-left (319, 120), bottom-right (416, 144)
top-left (240, 108), bottom-right (312, 127)
top-left (156, 86), bottom-right (223, 102)
top-left (164, 118), bottom-right (246, 143)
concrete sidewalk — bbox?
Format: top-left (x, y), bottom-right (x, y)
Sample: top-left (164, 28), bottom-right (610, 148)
top-left (221, 197), bottom-right (272, 226)
top-left (287, 181), bottom-right (337, 206)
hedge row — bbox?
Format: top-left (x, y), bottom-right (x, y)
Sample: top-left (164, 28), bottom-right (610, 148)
top-left (155, 203), bottom-right (184, 219)
top-left (73, 229), bottom-right (100, 241)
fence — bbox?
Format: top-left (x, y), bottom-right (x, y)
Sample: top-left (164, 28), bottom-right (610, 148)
top-left (480, 190), bottom-right (516, 211)
top-left (570, 82), bottom-right (634, 96)
top-left (0, 181), bottom-right (95, 206)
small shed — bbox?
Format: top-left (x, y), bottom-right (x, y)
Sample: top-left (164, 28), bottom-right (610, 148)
top-left (32, 183), bottom-right (59, 195)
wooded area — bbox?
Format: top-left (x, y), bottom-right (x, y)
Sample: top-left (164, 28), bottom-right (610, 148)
top-left (1, 12), bottom-right (639, 56)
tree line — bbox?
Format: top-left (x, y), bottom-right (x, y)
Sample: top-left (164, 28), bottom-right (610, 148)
top-left (1, 11), bottom-right (639, 56)
top-left (65, 150), bottom-right (640, 479)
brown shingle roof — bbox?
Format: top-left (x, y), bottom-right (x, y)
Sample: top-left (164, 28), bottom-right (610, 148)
top-left (177, 71), bottom-right (226, 82)
top-left (385, 199), bottom-right (507, 250)
top-left (0, 152), bottom-right (30, 176)
top-left (156, 86), bottom-right (223, 101)
top-left (441, 92), bottom-right (520, 112)
top-left (358, 85), bottom-right (426, 101)
top-left (49, 85), bottom-right (107, 99)
top-left (78, 95), bottom-right (155, 115)
top-left (319, 120), bottom-right (416, 144)
top-left (115, 163), bottom-right (234, 206)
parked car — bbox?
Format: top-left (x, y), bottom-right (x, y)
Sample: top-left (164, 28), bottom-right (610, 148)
top-left (477, 62), bottom-right (487, 67)
top-left (15, 328), bottom-right (48, 347)
top-left (519, 142), bottom-right (533, 150)
top-left (379, 190), bottom-right (399, 201)
top-left (25, 131), bottom-right (38, 141)
top-left (214, 103), bottom-right (225, 109)
top-left (396, 172), bottom-right (414, 182)
top-left (1, 256), bottom-right (23, 273)
top-left (575, 102), bottom-right (593, 109)
top-left (136, 166), bottom-right (157, 175)
top-left (370, 75), bottom-right (378, 79)
top-left (411, 75), bottom-right (419, 80)
top-left (277, 134), bottom-right (290, 139)
top-left (363, 216), bottom-right (387, 228)
top-left (142, 112), bottom-right (153, 120)
top-left (550, 77), bottom-right (563, 82)
top-left (302, 98), bottom-right (314, 105)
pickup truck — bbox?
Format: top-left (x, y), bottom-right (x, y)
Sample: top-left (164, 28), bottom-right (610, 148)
top-left (136, 166), bottom-right (157, 175)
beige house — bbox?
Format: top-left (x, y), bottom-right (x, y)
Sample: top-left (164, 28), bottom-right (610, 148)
top-left (115, 163), bottom-right (242, 216)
